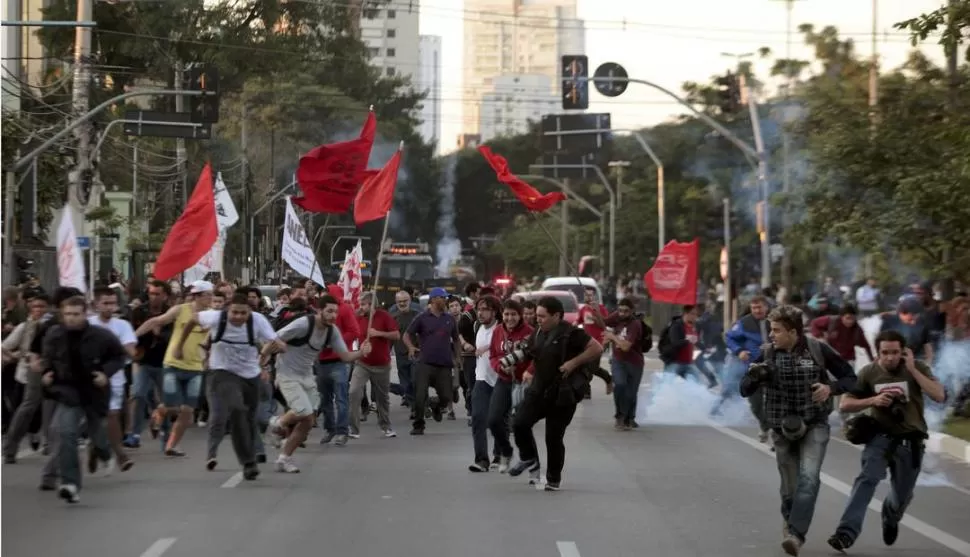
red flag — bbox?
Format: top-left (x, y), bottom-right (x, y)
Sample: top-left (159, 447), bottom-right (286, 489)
top-left (153, 163), bottom-right (219, 281)
top-left (293, 111), bottom-right (377, 213)
top-left (643, 239), bottom-right (700, 305)
top-left (477, 146), bottom-right (565, 212)
top-left (354, 146), bottom-right (401, 226)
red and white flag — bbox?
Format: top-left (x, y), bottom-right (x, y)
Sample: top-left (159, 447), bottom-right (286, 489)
top-left (338, 239), bottom-right (364, 309)
top-left (55, 205), bottom-right (86, 292)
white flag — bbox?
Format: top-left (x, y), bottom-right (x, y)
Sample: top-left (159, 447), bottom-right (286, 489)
top-left (338, 240), bottom-right (363, 308)
top-left (55, 205), bottom-right (86, 292)
top-left (281, 197), bottom-right (324, 285)
top-left (184, 172), bottom-right (238, 282)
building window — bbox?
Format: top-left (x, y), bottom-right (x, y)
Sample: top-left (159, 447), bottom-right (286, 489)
top-left (386, 28), bottom-right (396, 38)
top-left (387, 9), bottom-right (396, 18)
top-left (363, 8), bottom-right (378, 19)
top-left (386, 67), bottom-right (396, 77)
top-left (368, 47), bottom-right (380, 57)
top-left (386, 48), bottom-right (396, 57)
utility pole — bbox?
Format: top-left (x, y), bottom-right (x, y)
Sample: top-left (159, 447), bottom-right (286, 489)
top-left (779, 0), bottom-right (798, 296)
top-left (175, 61), bottom-right (187, 207)
top-left (68, 0), bottom-right (94, 246)
top-left (559, 200), bottom-right (569, 275)
top-left (942, 0), bottom-right (959, 298)
top-left (863, 0), bottom-right (879, 279)
top-left (607, 160), bottom-right (630, 210)
top-left (241, 103), bottom-right (250, 283)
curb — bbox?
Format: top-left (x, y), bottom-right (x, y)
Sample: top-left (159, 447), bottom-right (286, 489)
top-left (927, 432), bottom-right (970, 464)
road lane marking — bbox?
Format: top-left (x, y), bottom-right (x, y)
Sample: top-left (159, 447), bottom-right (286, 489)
top-left (556, 541), bottom-right (581, 557)
top-left (139, 538), bottom-right (176, 557)
top-left (711, 424), bottom-right (970, 556)
top-left (220, 472), bottom-right (242, 488)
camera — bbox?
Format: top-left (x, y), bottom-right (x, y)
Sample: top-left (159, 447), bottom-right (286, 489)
top-left (780, 415), bottom-right (807, 440)
top-left (747, 362), bottom-right (774, 383)
top-left (887, 396), bottom-right (908, 422)
top-left (499, 349), bottom-right (528, 370)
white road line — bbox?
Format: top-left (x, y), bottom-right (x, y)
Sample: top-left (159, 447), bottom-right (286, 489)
top-left (556, 541), bottom-right (581, 557)
top-left (139, 537), bottom-right (177, 557)
top-left (220, 472), bottom-right (242, 488)
top-left (711, 424), bottom-right (970, 556)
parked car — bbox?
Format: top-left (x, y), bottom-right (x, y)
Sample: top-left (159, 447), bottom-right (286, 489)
top-left (512, 290), bottom-right (581, 323)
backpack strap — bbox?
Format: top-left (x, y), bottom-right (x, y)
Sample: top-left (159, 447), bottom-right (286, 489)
top-left (302, 314), bottom-right (316, 347)
top-left (246, 314), bottom-right (255, 346)
top-left (805, 337), bottom-right (828, 383)
top-left (213, 310), bottom-right (229, 344)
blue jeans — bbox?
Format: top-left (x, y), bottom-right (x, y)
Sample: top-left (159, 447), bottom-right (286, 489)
top-left (773, 423), bottom-right (830, 541)
top-left (835, 434), bottom-right (922, 542)
top-left (611, 359), bottom-right (644, 423)
top-left (471, 381), bottom-right (494, 464)
top-left (52, 404), bottom-right (110, 490)
top-left (162, 367), bottom-right (203, 408)
top-left (316, 361), bottom-right (349, 435)
top-left (131, 365), bottom-right (164, 435)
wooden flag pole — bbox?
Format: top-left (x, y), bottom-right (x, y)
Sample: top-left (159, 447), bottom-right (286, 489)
top-left (365, 140), bottom-right (403, 337)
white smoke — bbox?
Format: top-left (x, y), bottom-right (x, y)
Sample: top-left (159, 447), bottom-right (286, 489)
top-left (435, 154), bottom-right (460, 276)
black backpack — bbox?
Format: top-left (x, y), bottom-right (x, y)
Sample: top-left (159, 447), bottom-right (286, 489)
top-left (211, 311), bottom-right (256, 347)
top-left (656, 317), bottom-right (680, 363)
top-left (634, 312), bottom-right (654, 353)
top-left (277, 312), bottom-right (330, 348)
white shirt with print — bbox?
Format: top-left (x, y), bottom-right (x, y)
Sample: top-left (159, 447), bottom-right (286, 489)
top-left (197, 310), bottom-right (277, 379)
top-left (88, 315), bottom-right (137, 388)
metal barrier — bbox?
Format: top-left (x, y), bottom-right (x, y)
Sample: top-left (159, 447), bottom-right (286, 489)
top-left (12, 245), bottom-right (57, 293)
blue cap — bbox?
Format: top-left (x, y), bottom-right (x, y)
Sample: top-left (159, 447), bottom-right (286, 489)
top-left (429, 287), bottom-right (448, 298)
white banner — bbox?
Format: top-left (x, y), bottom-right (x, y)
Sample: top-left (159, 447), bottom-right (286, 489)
top-left (55, 205), bottom-right (86, 292)
top-left (184, 172), bottom-right (239, 283)
top-left (281, 197), bottom-right (325, 285)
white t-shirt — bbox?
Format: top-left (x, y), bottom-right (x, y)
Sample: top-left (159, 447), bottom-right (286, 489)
top-left (88, 315), bottom-right (137, 387)
top-left (275, 316), bottom-right (346, 379)
top-left (475, 322), bottom-right (498, 386)
top-left (197, 310), bottom-right (277, 379)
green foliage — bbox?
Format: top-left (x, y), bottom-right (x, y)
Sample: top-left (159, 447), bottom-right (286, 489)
top-left (895, 0), bottom-right (970, 62)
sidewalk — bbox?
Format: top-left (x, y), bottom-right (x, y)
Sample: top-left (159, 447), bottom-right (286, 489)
top-left (928, 431), bottom-right (970, 465)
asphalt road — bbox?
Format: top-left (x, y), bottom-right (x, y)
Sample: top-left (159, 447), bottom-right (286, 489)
top-left (3, 358), bottom-right (969, 557)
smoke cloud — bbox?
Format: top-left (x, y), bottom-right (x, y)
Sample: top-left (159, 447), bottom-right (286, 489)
top-left (435, 154), bottom-right (460, 275)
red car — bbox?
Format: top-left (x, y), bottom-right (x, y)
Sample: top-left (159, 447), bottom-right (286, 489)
top-left (512, 290), bottom-right (581, 323)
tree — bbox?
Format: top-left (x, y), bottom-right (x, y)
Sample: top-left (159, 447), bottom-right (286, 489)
top-left (895, 0), bottom-right (970, 62)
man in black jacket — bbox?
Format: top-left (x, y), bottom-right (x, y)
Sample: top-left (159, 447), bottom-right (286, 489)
top-left (41, 296), bottom-right (127, 504)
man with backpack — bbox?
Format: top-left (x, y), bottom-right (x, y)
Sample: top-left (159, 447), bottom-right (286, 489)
top-left (809, 303), bottom-right (873, 365)
top-left (739, 305), bottom-right (856, 556)
top-left (656, 305), bottom-right (702, 380)
top-left (603, 298), bottom-right (645, 430)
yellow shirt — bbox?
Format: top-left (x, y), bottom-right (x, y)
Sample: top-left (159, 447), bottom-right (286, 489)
top-left (162, 303), bottom-right (209, 371)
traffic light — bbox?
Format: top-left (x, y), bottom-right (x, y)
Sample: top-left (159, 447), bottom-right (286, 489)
top-left (714, 71), bottom-right (742, 114)
top-left (184, 66), bottom-right (221, 124)
top-left (561, 55), bottom-right (588, 110)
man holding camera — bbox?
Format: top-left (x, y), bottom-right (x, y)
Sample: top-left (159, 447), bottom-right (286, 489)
top-left (826, 330), bottom-right (946, 552)
top-left (506, 296), bottom-right (603, 491)
top-left (740, 305), bottom-right (857, 556)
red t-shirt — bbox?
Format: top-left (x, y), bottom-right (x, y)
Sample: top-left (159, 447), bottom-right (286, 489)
top-left (356, 309), bottom-right (397, 367)
top-left (576, 304), bottom-right (608, 342)
top-left (674, 321), bottom-right (698, 364)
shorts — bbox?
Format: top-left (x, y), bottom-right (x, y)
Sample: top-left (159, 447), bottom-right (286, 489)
top-left (276, 374), bottom-right (320, 417)
top-left (109, 383), bottom-right (125, 412)
top-left (162, 367), bottom-right (203, 409)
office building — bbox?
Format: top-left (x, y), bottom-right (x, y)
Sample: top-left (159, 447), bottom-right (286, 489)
top-left (462, 0), bottom-right (585, 135)
top-left (479, 74), bottom-right (558, 142)
top-left (417, 35), bottom-right (442, 147)
top-left (360, 1), bottom-right (421, 83)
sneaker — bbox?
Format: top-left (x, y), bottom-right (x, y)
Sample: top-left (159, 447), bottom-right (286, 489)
top-left (197, 420), bottom-right (207, 427)
top-left (118, 458), bottom-right (134, 472)
top-left (87, 447), bottom-right (100, 474)
top-left (409, 427), bottom-right (425, 435)
top-left (781, 534), bottom-right (802, 556)
top-left (758, 430), bottom-right (770, 443)
top-left (431, 405), bottom-right (443, 422)
top-left (382, 429), bottom-right (397, 438)
top-left (334, 434), bottom-right (348, 446)
top-left (498, 456), bottom-right (510, 474)
top-left (122, 434), bottom-right (141, 448)
top-left (882, 520), bottom-right (899, 546)
top-left (447, 410), bottom-right (456, 421)
top-left (544, 480), bottom-right (561, 491)
top-left (827, 532), bottom-right (853, 552)
top-left (275, 456), bottom-right (300, 473)
top-left (243, 463), bottom-right (260, 480)
top-left (269, 416), bottom-right (286, 438)
top-left (348, 432), bottom-right (361, 439)
top-left (508, 458), bottom-right (539, 478)
top-left (614, 418), bottom-right (625, 430)
top-left (320, 432), bottom-right (336, 444)
top-left (165, 447), bottom-right (186, 457)
top-left (468, 461), bottom-right (489, 473)
top-left (206, 458), bottom-right (218, 471)
top-left (30, 434), bottom-right (40, 451)
top-left (256, 453), bottom-right (267, 463)
top-left (58, 484), bottom-right (80, 504)
top-left (490, 455), bottom-right (501, 470)
top-left (528, 466), bottom-right (542, 485)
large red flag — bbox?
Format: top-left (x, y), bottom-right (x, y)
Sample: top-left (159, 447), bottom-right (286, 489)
top-left (643, 239), bottom-right (700, 305)
top-left (153, 163), bottom-right (219, 281)
top-left (478, 146), bottom-right (566, 212)
top-left (354, 146), bottom-right (401, 226)
top-left (293, 111), bottom-right (377, 213)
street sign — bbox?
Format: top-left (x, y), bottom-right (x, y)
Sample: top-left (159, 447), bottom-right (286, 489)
top-left (540, 113), bottom-right (612, 156)
top-left (720, 247), bottom-right (728, 280)
top-left (77, 236), bottom-right (90, 249)
top-left (538, 153), bottom-right (599, 180)
top-left (123, 110), bottom-right (212, 140)
top-left (594, 62), bottom-right (629, 97)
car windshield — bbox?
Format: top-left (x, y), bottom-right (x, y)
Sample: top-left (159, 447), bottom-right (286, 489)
top-left (544, 284), bottom-right (588, 303)
top-left (526, 293), bottom-right (578, 312)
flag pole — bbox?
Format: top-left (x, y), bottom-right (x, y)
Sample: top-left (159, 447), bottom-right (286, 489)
top-left (531, 213), bottom-right (580, 276)
top-left (300, 210), bottom-right (329, 287)
top-left (365, 140), bottom-right (402, 337)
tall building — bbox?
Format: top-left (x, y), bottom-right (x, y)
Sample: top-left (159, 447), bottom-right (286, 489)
top-left (3, 0), bottom-right (56, 112)
top-left (479, 74), bottom-right (557, 142)
top-left (417, 35), bottom-right (442, 147)
top-left (359, 2), bottom-right (421, 83)
top-left (462, 0), bottom-right (585, 136)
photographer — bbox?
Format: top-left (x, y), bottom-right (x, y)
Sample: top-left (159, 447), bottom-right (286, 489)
top-left (506, 296), bottom-right (603, 491)
top-left (826, 330), bottom-right (945, 552)
top-left (739, 305), bottom-right (856, 556)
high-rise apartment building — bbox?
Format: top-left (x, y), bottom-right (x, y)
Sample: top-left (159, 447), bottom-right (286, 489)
top-left (3, 0), bottom-right (56, 112)
top-left (479, 74), bottom-right (558, 142)
top-left (417, 35), bottom-right (443, 147)
top-left (360, 2), bottom-right (421, 83)
top-left (462, 0), bottom-right (585, 136)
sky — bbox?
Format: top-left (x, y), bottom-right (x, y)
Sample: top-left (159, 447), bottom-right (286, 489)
top-left (417, 0), bottom-right (949, 153)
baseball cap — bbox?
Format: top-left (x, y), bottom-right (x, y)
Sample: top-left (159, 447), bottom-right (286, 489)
top-left (188, 280), bottom-right (214, 295)
top-left (429, 287), bottom-right (448, 299)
